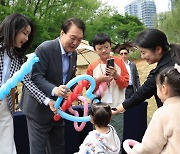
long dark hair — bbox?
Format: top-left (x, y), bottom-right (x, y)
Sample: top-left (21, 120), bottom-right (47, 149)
top-left (135, 29), bottom-right (169, 52)
top-left (135, 28), bottom-right (180, 65)
top-left (0, 13), bottom-right (35, 58)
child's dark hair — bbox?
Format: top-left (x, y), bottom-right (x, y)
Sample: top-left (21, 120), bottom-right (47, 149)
top-left (92, 33), bottom-right (111, 49)
top-left (89, 97), bottom-right (112, 127)
top-left (0, 13), bottom-right (35, 58)
top-left (156, 66), bottom-right (180, 96)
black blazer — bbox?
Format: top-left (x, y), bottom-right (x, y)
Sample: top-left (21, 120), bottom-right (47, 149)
top-left (123, 51), bottom-right (173, 110)
top-left (20, 38), bottom-right (77, 124)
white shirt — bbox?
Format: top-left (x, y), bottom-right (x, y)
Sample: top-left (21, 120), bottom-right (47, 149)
top-left (2, 51), bottom-right (11, 85)
top-left (124, 60), bottom-right (133, 85)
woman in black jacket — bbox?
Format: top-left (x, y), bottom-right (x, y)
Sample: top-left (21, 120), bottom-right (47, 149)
top-left (114, 28), bottom-right (180, 113)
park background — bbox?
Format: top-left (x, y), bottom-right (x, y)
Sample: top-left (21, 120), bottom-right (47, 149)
top-left (1, 0), bottom-right (180, 122)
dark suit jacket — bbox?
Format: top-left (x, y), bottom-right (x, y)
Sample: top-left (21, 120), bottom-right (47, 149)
top-left (129, 61), bottom-right (140, 92)
top-left (20, 38), bottom-right (77, 124)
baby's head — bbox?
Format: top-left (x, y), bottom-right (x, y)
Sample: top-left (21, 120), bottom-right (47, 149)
top-left (89, 98), bottom-right (112, 127)
top-left (156, 64), bottom-right (180, 102)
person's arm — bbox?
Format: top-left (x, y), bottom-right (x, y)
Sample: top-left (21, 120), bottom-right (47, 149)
top-left (86, 62), bottom-right (114, 93)
top-left (22, 74), bottom-right (57, 112)
top-left (19, 55), bottom-right (52, 106)
top-left (115, 69), bottom-right (156, 113)
top-left (22, 74), bottom-right (49, 104)
top-left (114, 57), bottom-right (129, 89)
top-left (30, 45), bottom-right (56, 97)
top-left (86, 62), bottom-right (101, 91)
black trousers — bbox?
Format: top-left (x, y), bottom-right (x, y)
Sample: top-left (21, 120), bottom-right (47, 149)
top-left (121, 85), bottom-right (147, 154)
top-left (26, 117), bottom-right (65, 154)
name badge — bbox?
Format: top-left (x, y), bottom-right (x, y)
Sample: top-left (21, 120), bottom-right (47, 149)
top-left (106, 93), bottom-right (112, 104)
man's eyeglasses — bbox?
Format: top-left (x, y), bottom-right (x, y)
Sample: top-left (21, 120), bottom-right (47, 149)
top-left (120, 52), bottom-right (128, 55)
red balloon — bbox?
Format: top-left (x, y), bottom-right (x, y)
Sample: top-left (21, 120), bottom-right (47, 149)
top-left (53, 114), bottom-right (61, 121)
top-left (54, 79), bottom-right (89, 121)
top-left (61, 80), bottom-right (89, 111)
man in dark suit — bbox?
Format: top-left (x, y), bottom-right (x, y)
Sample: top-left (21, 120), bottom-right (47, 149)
top-left (119, 48), bottom-right (147, 154)
top-left (20, 18), bottom-right (85, 154)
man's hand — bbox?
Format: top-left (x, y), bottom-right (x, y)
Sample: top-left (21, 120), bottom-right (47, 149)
top-left (106, 66), bottom-right (119, 80)
top-left (54, 85), bottom-right (70, 98)
top-left (48, 100), bottom-right (56, 112)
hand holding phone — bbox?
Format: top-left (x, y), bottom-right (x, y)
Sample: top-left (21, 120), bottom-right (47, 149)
top-left (106, 58), bottom-right (114, 75)
top-left (106, 58), bottom-right (114, 68)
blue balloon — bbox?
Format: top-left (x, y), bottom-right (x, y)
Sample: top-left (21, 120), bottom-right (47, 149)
top-left (57, 109), bottom-right (91, 122)
top-left (54, 75), bottom-right (97, 122)
top-left (0, 53), bottom-right (39, 100)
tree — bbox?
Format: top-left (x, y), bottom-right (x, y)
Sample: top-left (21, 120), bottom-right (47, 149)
top-left (156, 0), bottom-right (180, 43)
top-left (86, 13), bottom-right (144, 46)
top-left (0, 0), bottom-right (144, 52)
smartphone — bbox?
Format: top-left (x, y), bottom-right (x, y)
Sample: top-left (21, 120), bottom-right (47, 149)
top-left (106, 58), bottom-right (114, 68)
top-left (111, 107), bottom-right (117, 111)
top-left (106, 58), bottom-right (114, 75)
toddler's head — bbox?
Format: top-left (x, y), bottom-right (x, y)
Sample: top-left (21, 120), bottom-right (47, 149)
top-left (156, 64), bottom-right (180, 102)
top-left (89, 98), bottom-right (112, 128)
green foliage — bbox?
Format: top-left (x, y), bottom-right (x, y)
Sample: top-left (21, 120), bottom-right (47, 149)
top-left (0, 5), bottom-right (13, 22)
top-left (86, 13), bottom-right (144, 46)
top-left (129, 50), bottom-right (141, 61)
top-left (156, 0), bottom-right (180, 43)
top-left (0, 0), bottom-right (145, 53)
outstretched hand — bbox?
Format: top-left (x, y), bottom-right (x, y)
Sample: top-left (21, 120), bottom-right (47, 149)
top-left (111, 104), bottom-right (125, 115)
top-left (48, 100), bottom-right (56, 112)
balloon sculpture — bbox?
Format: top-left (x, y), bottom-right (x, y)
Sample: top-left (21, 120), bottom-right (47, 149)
top-left (68, 96), bottom-right (89, 132)
top-left (54, 75), bottom-right (97, 123)
top-left (123, 139), bottom-right (140, 154)
top-left (95, 82), bottom-right (107, 97)
top-left (0, 53), bottom-right (39, 100)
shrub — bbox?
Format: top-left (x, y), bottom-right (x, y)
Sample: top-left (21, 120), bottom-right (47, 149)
top-left (129, 50), bottom-right (141, 61)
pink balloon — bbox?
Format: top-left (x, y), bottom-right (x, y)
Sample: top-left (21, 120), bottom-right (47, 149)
top-left (123, 139), bottom-right (140, 154)
top-left (95, 82), bottom-right (107, 96)
top-left (68, 95), bottom-right (89, 132)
